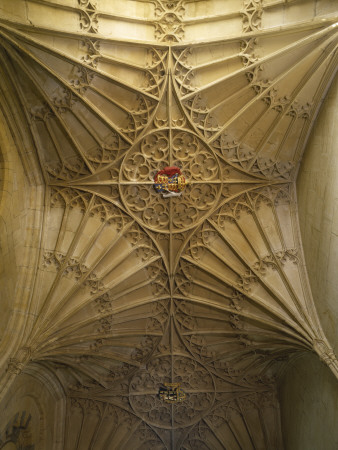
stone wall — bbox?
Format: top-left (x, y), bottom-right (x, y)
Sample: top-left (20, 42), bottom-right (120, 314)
top-left (279, 352), bottom-right (338, 450)
top-left (280, 67), bottom-right (338, 450)
top-left (297, 73), bottom-right (338, 355)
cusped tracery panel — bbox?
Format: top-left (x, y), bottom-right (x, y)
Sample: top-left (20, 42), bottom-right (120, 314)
top-left (120, 128), bottom-right (223, 233)
top-left (18, 189), bottom-right (169, 388)
top-left (173, 24), bottom-right (338, 181)
top-left (175, 185), bottom-right (320, 363)
top-left (181, 392), bottom-right (282, 450)
top-left (129, 354), bottom-right (215, 429)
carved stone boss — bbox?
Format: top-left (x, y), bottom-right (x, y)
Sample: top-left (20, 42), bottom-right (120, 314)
top-left (154, 166), bottom-right (188, 197)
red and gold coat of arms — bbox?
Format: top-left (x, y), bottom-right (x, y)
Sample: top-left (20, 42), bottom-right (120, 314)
top-left (154, 166), bottom-right (187, 198)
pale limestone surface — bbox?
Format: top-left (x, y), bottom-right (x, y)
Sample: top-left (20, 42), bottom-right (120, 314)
top-left (279, 352), bottom-right (338, 450)
top-left (297, 74), bottom-right (338, 355)
top-left (0, 368), bottom-right (65, 450)
top-left (0, 97), bottom-right (44, 375)
top-left (0, 0), bottom-right (337, 448)
top-left (281, 61), bottom-right (338, 450)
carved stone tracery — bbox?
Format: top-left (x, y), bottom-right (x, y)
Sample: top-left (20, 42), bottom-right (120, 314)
top-left (153, 0), bottom-right (185, 42)
top-left (241, 0), bottom-right (263, 33)
top-left (0, 1), bottom-right (337, 448)
top-left (78, 0), bottom-right (99, 33)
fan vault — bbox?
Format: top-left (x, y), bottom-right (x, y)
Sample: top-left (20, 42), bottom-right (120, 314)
top-left (0, 0), bottom-right (337, 448)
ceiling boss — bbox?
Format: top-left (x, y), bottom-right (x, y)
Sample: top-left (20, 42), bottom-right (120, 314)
top-left (159, 383), bottom-right (186, 404)
top-left (153, 166), bottom-right (188, 198)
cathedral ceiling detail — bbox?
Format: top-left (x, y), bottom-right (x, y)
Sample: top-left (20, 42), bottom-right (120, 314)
top-left (0, 0), bottom-right (337, 448)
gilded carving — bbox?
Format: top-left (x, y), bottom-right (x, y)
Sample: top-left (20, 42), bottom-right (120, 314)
top-left (154, 166), bottom-right (188, 197)
top-left (159, 382), bottom-right (186, 403)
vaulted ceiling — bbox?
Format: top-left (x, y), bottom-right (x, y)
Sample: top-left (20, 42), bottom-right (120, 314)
top-left (0, 0), bottom-right (337, 448)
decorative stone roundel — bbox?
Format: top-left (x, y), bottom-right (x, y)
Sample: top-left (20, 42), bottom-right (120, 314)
top-left (129, 354), bottom-right (215, 428)
top-left (120, 129), bottom-right (222, 232)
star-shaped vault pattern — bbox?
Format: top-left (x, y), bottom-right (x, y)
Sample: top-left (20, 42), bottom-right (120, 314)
top-left (0, 0), bottom-right (337, 448)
